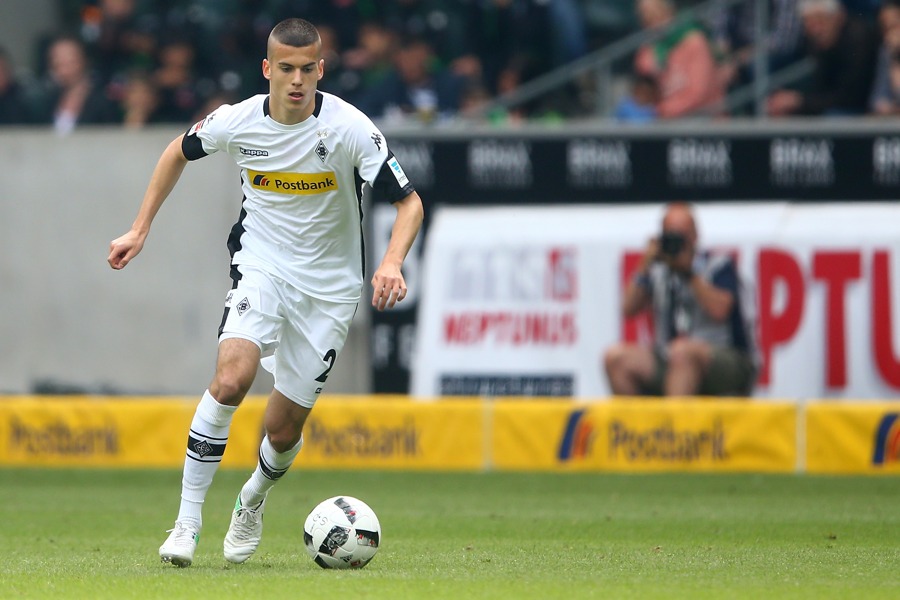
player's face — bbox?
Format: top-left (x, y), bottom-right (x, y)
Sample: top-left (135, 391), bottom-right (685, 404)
top-left (263, 41), bottom-right (324, 125)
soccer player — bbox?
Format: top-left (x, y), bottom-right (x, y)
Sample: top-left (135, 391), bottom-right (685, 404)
top-left (107, 18), bottom-right (424, 567)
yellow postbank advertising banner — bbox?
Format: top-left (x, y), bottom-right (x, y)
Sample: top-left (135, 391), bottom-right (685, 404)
top-left (491, 399), bottom-right (797, 472)
top-left (0, 396), bottom-right (484, 471)
top-left (806, 402), bottom-right (900, 474)
top-left (0, 396), bottom-right (268, 469)
top-left (298, 397), bottom-right (483, 470)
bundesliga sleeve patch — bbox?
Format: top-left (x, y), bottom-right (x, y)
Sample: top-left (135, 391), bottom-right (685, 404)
top-left (387, 157), bottom-right (409, 187)
top-left (188, 118), bottom-right (206, 136)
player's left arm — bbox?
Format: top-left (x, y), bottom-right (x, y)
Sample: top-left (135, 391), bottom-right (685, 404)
top-left (345, 112), bottom-right (424, 310)
top-left (371, 190), bottom-right (424, 311)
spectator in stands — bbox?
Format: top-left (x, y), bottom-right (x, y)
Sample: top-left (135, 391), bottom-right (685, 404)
top-left (356, 37), bottom-right (466, 123)
top-left (0, 46), bottom-right (33, 125)
top-left (373, 0), bottom-right (591, 105)
top-left (457, 0), bottom-right (555, 99)
top-left (869, 0), bottom-right (900, 115)
top-left (190, 89), bottom-right (238, 124)
top-left (377, 0), bottom-right (470, 67)
top-left (119, 69), bottom-right (162, 128)
top-left (543, 0), bottom-right (591, 66)
top-left (632, 0), bottom-right (725, 118)
top-left (603, 202), bottom-right (758, 397)
top-left (581, 0), bottom-right (640, 48)
top-left (342, 22), bottom-right (399, 101)
top-left (840, 0), bottom-right (881, 21)
top-left (272, 0), bottom-right (367, 52)
top-left (153, 35), bottom-right (203, 124)
top-left (613, 73), bottom-right (659, 123)
top-left (87, 0), bottom-right (158, 85)
top-left (767, 0), bottom-right (879, 116)
top-left (712, 0), bottom-right (805, 95)
top-left (491, 53), bottom-right (576, 122)
top-left (314, 24), bottom-right (361, 103)
top-left (458, 79), bottom-right (495, 120)
top-left (33, 34), bottom-right (119, 134)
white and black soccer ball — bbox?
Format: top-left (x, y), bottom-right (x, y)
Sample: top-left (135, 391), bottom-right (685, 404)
top-left (303, 495), bottom-right (381, 569)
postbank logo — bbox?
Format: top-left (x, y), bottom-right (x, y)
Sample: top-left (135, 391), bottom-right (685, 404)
top-left (304, 418), bottom-right (419, 458)
top-left (557, 409), bottom-right (595, 461)
top-left (872, 413), bottom-right (900, 465)
top-left (248, 170), bottom-right (338, 195)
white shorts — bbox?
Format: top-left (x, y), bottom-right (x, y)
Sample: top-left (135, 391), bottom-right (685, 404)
top-left (218, 265), bottom-right (358, 408)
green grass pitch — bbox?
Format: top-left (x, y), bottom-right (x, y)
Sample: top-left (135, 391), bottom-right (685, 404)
top-left (0, 468), bottom-right (898, 599)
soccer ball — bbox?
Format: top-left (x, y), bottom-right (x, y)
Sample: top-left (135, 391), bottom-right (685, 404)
top-left (303, 495), bottom-right (381, 569)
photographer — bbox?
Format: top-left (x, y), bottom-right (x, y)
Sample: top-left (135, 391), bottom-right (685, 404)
top-left (603, 203), bottom-right (758, 397)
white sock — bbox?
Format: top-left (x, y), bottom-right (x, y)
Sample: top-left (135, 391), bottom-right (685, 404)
top-left (177, 390), bottom-right (237, 527)
top-left (239, 435), bottom-right (303, 507)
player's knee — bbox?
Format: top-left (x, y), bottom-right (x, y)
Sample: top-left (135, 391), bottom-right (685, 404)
top-left (211, 373), bottom-right (253, 405)
top-left (267, 429), bottom-right (302, 453)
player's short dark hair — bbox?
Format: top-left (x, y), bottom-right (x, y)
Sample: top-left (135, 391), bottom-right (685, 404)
top-left (269, 18), bottom-right (320, 50)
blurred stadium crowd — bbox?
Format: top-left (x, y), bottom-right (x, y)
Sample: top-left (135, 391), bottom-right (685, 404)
top-left (0, 0), bottom-right (894, 132)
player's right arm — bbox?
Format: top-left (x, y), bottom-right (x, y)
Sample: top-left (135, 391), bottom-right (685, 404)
top-left (108, 134), bottom-right (189, 270)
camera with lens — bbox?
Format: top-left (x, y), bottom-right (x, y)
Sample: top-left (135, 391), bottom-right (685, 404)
top-left (659, 231), bottom-right (686, 256)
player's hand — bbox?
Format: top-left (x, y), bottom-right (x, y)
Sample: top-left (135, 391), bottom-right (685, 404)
top-left (371, 263), bottom-right (407, 311)
top-left (108, 230), bottom-right (145, 270)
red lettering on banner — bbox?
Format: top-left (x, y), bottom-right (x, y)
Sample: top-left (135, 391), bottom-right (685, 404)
top-left (758, 249), bottom-right (805, 386)
top-left (812, 251), bottom-right (862, 388)
top-left (444, 312), bottom-right (578, 345)
top-left (872, 251), bottom-right (900, 388)
top-left (613, 246), bottom-right (900, 393)
top-left (547, 247), bottom-right (578, 301)
top-left (621, 252), bottom-right (654, 343)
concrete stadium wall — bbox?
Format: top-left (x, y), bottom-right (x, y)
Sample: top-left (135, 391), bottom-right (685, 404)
top-left (0, 126), bottom-right (370, 395)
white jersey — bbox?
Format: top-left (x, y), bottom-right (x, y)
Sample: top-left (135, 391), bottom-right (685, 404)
top-left (183, 92), bottom-right (414, 302)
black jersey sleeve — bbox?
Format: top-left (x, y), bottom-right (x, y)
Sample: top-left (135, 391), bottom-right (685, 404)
top-left (369, 150), bottom-right (416, 204)
top-left (181, 131), bottom-right (209, 161)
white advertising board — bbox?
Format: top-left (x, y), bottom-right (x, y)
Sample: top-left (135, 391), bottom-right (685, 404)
top-left (411, 203), bottom-right (900, 401)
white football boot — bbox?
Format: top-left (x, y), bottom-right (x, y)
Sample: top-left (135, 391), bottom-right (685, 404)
top-left (223, 495), bottom-right (266, 564)
top-left (159, 521), bottom-right (201, 567)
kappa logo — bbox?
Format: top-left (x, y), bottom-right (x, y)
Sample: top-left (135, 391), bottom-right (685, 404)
top-left (557, 410), bottom-right (595, 461)
top-left (315, 140), bottom-right (329, 162)
top-left (236, 297), bottom-right (251, 316)
top-left (240, 146), bottom-right (269, 157)
top-left (194, 439), bottom-right (212, 457)
top-left (872, 413), bottom-right (900, 465)
top-left (371, 132), bottom-right (383, 151)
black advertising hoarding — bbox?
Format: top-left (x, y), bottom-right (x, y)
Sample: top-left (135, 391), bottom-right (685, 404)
top-left (371, 122), bottom-right (900, 393)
